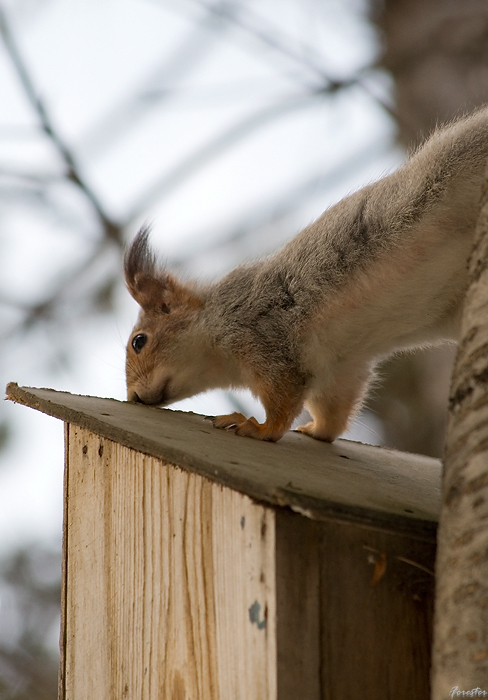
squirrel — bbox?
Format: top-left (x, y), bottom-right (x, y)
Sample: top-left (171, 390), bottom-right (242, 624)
top-left (125, 107), bottom-right (488, 443)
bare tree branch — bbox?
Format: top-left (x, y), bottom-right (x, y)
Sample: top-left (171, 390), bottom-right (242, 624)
top-left (179, 0), bottom-right (344, 87)
top-left (177, 0), bottom-right (400, 123)
top-left (124, 85), bottom-right (346, 224)
top-left (169, 138), bottom-right (391, 269)
top-left (0, 167), bottom-right (64, 184)
top-left (81, 0), bottom-right (241, 157)
top-left (0, 6), bottom-right (122, 246)
top-left (0, 236), bottom-right (117, 339)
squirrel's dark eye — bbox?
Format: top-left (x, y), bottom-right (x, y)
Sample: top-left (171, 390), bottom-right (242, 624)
top-left (132, 333), bottom-right (147, 353)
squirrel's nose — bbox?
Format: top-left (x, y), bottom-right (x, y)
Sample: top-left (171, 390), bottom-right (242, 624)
top-left (127, 390), bottom-right (142, 403)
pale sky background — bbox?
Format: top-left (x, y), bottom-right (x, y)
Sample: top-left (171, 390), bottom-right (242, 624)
top-left (0, 0), bottom-right (403, 555)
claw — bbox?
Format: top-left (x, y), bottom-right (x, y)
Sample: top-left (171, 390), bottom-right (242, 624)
top-left (210, 412), bottom-right (283, 441)
top-left (295, 422), bottom-right (334, 442)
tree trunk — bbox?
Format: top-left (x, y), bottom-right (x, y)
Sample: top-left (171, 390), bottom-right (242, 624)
top-left (373, 2), bottom-right (488, 693)
top-left (375, 0), bottom-right (488, 148)
top-left (431, 163), bottom-right (488, 698)
top-left (369, 0), bottom-right (488, 458)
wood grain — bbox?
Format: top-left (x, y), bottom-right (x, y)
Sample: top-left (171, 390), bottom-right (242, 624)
top-left (318, 519), bottom-right (435, 700)
top-left (6, 384), bottom-right (441, 536)
top-left (274, 511), bottom-right (435, 700)
top-left (63, 426), bottom-right (277, 700)
top-left (5, 385), bottom-right (441, 698)
top-left (62, 426), bottom-right (436, 699)
top-left (275, 511), bottom-right (321, 700)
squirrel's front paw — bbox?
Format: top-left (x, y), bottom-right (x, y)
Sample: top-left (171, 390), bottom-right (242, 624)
top-left (210, 412), bottom-right (249, 431)
top-left (209, 413), bottom-right (280, 441)
top-left (295, 421), bottom-right (335, 442)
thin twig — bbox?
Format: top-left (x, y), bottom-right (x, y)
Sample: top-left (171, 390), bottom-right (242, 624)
top-left (169, 138), bottom-right (391, 269)
top-left (81, 0), bottom-right (239, 156)
top-left (0, 166), bottom-right (65, 184)
top-left (0, 6), bottom-right (122, 245)
top-left (124, 86), bottom-right (346, 224)
top-left (0, 238), bottom-right (117, 339)
top-left (181, 0), bottom-right (341, 87)
top-left (182, 0), bottom-right (401, 123)
top-left (395, 555), bottom-right (435, 577)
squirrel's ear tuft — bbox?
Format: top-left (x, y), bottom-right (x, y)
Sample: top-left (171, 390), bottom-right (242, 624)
top-left (124, 225), bottom-right (155, 289)
top-left (124, 226), bottom-right (201, 313)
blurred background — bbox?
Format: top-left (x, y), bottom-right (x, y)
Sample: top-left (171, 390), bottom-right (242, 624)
top-left (0, 0), bottom-right (488, 696)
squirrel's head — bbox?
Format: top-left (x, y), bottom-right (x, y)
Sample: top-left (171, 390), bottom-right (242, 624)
top-left (124, 226), bottom-right (217, 406)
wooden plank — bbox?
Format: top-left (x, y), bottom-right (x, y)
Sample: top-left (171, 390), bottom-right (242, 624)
top-left (62, 426), bottom-right (277, 700)
top-left (275, 511), bottom-right (321, 700)
top-left (64, 426), bottom-right (113, 699)
top-left (274, 511), bottom-right (435, 699)
top-left (6, 384), bottom-right (440, 536)
top-left (61, 426), bottom-right (435, 698)
top-left (317, 519), bottom-right (435, 699)
top-left (58, 423), bottom-right (69, 700)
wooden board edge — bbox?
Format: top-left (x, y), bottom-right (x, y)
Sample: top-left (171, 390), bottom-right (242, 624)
top-left (5, 383), bottom-right (438, 538)
top-left (275, 488), bottom-right (437, 542)
top-left (57, 423), bottom-right (69, 700)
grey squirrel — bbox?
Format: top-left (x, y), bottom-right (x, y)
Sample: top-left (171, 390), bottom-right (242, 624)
top-left (125, 107), bottom-right (488, 442)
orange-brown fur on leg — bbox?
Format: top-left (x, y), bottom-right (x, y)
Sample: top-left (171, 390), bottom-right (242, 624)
top-left (297, 378), bottom-right (371, 442)
top-left (124, 109), bottom-right (488, 442)
top-left (211, 376), bottom-right (305, 442)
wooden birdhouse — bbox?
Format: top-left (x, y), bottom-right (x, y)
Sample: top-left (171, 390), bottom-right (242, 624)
top-left (6, 383), bottom-right (440, 700)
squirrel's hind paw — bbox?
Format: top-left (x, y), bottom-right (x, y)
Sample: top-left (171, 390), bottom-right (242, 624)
top-left (295, 421), bottom-right (335, 442)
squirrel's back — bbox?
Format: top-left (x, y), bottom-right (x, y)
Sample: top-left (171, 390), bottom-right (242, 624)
top-left (208, 107), bottom-right (488, 366)
top-left (268, 107), bottom-right (488, 306)
top-left (125, 107), bottom-right (488, 442)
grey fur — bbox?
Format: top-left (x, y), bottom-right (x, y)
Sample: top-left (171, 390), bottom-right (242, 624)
top-left (125, 107), bottom-right (488, 442)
